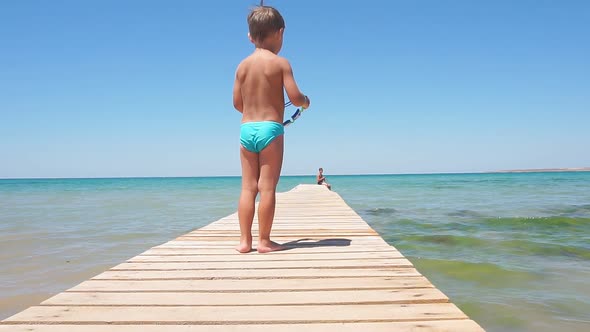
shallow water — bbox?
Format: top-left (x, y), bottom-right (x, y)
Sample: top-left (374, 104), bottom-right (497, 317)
top-left (337, 172), bottom-right (590, 331)
top-left (1, 172), bottom-right (589, 331)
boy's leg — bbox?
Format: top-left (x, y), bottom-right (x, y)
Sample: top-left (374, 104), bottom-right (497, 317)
top-left (257, 135), bottom-right (284, 253)
top-left (237, 146), bottom-right (259, 253)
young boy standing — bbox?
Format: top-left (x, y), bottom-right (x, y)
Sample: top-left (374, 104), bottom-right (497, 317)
top-left (233, 6), bottom-right (310, 253)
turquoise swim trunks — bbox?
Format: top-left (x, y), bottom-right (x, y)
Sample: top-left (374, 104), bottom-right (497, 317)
top-left (240, 121), bottom-right (284, 153)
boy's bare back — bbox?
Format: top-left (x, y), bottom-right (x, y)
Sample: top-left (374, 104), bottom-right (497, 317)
top-left (235, 50), bottom-right (286, 124)
top-left (233, 49), bottom-right (308, 124)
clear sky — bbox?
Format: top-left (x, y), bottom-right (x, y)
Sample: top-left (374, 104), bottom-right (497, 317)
top-left (1, 0), bottom-right (589, 178)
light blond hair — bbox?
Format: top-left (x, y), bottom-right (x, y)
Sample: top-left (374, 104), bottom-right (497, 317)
top-left (247, 6), bottom-right (285, 42)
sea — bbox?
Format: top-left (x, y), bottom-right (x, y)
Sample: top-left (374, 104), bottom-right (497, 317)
top-left (0, 172), bottom-right (589, 331)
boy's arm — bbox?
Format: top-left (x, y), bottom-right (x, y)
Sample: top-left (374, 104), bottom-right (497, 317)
top-left (233, 70), bottom-right (243, 113)
top-left (281, 58), bottom-right (310, 109)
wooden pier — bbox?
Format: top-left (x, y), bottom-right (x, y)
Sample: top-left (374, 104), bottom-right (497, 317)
top-left (0, 184), bottom-right (484, 331)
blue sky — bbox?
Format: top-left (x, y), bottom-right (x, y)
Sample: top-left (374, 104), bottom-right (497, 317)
top-left (1, 0), bottom-right (588, 178)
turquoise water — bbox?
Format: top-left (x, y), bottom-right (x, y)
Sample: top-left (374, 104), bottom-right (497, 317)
top-left (1, 173), bottom-right (589, 331)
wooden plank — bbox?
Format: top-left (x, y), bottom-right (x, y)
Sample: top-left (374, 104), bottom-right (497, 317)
top-left (109, 258), bottom-right (414, 270)
top-left (187, 229), bottom-right (377, 234)
top-left (0, 320), bottom-right (485, 331)
top-left (129, 251), bottom-right (405, 262)
top-left (174, 236), bottom-right (385, 242)
top-left (172, 235), bottom-right (386, 241)
top-left (205, 220), bottom-right (370, 225)
top-left (144, 247), bottom-right (400, 254)
top-left (3, 303), bottom-right (467, 323)
top-left (179, 233), bottom-right (379, 238)
top-left (92, 267), bottom-right (422, 280)
top-left (161, 239), bottom-right (391, 246)
top-left (156, 241), bottom-right (393, 249)
top-left (42, 288), bottom-right (449, 306)
top-left (68, 276), bottom-right (433, 292)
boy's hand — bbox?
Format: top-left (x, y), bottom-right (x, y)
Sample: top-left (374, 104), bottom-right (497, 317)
top-left (303, 95), bottom-right (310, 109)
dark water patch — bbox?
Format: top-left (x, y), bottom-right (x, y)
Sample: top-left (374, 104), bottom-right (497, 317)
top-left (363, 207), bottom-right (397, 216)
top-left (447, 209), bottom-right (485, 218)
top-left (500, 239), bottom-right (590, 260)
top-left (477, 216), bottom-right (589, 232)
top-left (459, 297), bottom-right (590, 332)
top-left (545, 204), bottom-right (590, 217)
top-left (402, 234), bottom-right (490, 247)
top-left (375, 220), bottom-right (480, 244)
top-left (385, 234), bottom-right (497, 263)
top-left (548, 299), bottom-right (590, 322)
top-left (458, 301), bottom-right (526, 331)
top-left (407, 220), bottom-right (480, 233)
top-left (367, 218), bottom-right (421, 238)
top-left (391, 234), bottom-right (590, 260)
top-left (444, 221), bottom-right (482, 232)
top-left (376, 219), bottom-right (459, 235)
top-left (411, 258), bottom-right (542, 288)
top-left (432, 185), bottom-right (461, 189)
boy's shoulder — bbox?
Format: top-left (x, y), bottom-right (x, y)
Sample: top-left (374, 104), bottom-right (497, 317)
top-left (236, 52), bottom-right (292, 82)
top-left (239, 51), bottom-right (289, 68)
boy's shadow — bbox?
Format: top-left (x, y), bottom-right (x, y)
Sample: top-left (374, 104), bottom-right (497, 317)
top-left (280, 238), bottom-right (351, 251)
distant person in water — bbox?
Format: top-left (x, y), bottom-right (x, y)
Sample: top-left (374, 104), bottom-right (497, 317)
top-left (317, 168), bottom-right (332, 190)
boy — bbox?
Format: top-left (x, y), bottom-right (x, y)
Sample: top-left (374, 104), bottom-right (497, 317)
top-left (233, 5), bottom-right (310, 253)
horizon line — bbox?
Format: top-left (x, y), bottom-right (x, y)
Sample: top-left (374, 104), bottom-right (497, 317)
top-left (2, 167), bottom-right (589, 180)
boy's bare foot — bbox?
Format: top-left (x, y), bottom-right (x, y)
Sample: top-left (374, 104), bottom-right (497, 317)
top-left (235, 243), bottom-right (252, 253)
top-left (257, 240), bottom-right (285, 253)
top-left (235, 237), bottom-right (253, 253)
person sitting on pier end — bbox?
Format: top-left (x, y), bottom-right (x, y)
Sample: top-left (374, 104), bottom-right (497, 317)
top-left (317, 168), bottom-right (332, 190)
